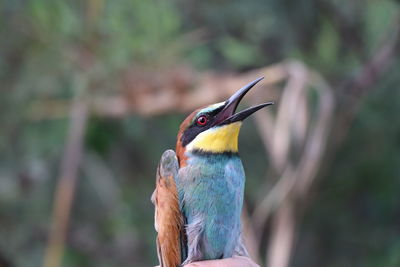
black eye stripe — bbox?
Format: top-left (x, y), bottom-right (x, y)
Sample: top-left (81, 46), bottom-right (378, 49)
top-left (209, 105), bottom-right (224, 116)
top-left (181, 115), bottom-right (214, 146)
top-left (181, 104), bottom-right (226, 147)
top-left (181, 122), bottom-right (212, 146)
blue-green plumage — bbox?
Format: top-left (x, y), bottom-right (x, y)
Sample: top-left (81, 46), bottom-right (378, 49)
top-left (176, 151), bottom-right (245, 262)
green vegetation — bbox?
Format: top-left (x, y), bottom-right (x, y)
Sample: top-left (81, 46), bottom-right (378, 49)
top-left (0, 0), bottom-right (399, 266)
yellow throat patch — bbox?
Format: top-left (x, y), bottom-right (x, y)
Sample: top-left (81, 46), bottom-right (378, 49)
top-left (186, 122), bottom-right (242, 153)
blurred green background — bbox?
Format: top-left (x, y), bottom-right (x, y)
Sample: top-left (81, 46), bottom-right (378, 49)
top-left (1, 0), bottom-right (400, 266)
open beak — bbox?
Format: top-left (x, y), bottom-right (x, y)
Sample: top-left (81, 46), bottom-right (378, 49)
top-left (213, 77), bottom-right (274, 126)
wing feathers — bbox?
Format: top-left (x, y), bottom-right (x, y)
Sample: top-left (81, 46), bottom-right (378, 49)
top-left (153, 150), bottom-right (182, 267)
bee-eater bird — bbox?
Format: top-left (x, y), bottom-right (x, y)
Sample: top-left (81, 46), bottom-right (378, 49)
top-left (152, 77), bottom-right (273, 266)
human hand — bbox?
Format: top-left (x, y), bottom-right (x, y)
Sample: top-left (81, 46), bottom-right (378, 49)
top-left (184, 256), bottom-right (260, 267)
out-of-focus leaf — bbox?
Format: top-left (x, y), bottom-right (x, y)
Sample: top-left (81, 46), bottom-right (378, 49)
top-left (365, 0), bottom-right (398, 52)
top-left (315, 18), bottom-right (339, 69)
top-left (217, 37), bottom-right (258, 68)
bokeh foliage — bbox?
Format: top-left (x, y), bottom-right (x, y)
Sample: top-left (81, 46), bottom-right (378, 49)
top-left (0, 0), bottom-right (399, 266)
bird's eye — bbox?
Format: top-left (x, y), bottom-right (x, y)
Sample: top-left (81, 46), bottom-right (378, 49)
top-left (196, 115), bottom-right (208, 126)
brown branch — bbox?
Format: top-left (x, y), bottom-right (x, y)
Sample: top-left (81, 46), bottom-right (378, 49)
top-left (267, 200), bottom-right (296, 267)
top-left (346, 15), bottom-right (400, 97)
top-left (333, 14), bottom-right (400, 148)
top-left (241, 204), bottom-right (261, 264)
top-left (43, 90), bottom-right (88, 267)
top-left (29, 64), bottom-right (286, 120)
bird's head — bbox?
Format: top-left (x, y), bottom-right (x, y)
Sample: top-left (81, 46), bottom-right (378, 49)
top-left (176, 77), bottom-right (273, 166)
